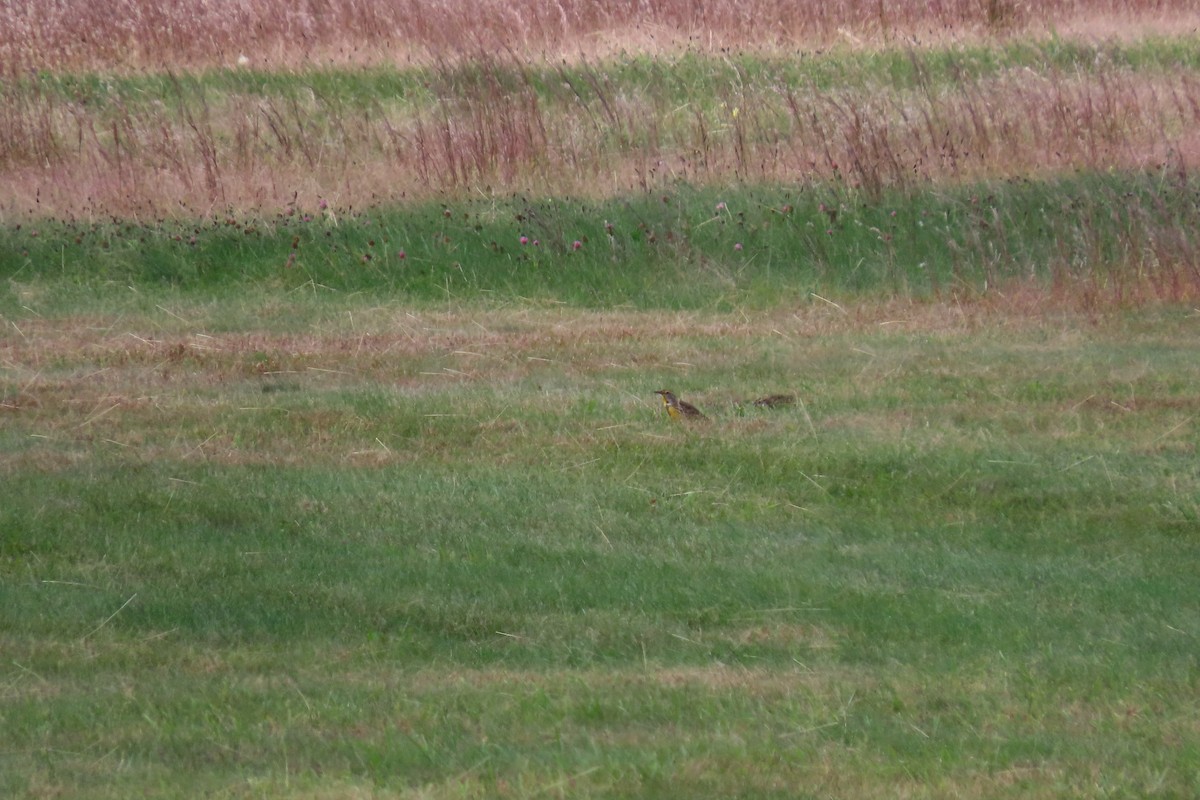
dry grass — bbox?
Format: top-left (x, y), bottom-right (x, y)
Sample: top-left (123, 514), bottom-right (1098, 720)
top-left (4, 0), bottom-right (1200, 73)
top-left (4, 293), bottom-right (1191, 474)
top-left (4, 2), bottom-right (1200, 220)
top-left (0, 291), bottom-right (1146, 379)
top-left (3, 58), bottom-right (1200, 220)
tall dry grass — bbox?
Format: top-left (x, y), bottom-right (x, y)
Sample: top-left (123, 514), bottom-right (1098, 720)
top-left (2, 56), bottom-right (1199, 220)
top-left (4, 0), bottom-right (1200, 73)
top-left (4, 2), bottom-right (1200, 222)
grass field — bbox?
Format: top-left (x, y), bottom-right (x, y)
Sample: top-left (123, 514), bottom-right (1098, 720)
top-left (3, 2), bottom-right (1200, 798)
top-left (3, 298), bottom-right (1198, 798)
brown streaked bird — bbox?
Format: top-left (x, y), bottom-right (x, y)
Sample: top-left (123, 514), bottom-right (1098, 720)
top-left (750, 394), bottom-right (795, 409)
top-left (654, 389), bottom-right (706, 420)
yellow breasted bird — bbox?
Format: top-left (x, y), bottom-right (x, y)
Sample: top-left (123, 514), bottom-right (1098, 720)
top-left (654, 389), bottom-right (706, 420)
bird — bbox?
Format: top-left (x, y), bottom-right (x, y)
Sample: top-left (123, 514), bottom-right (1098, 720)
top-left (749, 394), bottom-right (795, 409)
top-left (654, 389), bottom-right (706, 420)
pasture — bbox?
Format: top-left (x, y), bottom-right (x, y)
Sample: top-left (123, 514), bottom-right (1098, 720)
top-left (2, 2), bottom-right (1199, 797)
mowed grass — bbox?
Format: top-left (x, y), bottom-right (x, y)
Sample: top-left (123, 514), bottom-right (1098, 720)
top-left (2, 293), bottom-right (1199, 798)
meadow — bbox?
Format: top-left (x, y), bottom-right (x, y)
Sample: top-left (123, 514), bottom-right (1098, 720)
top-left (2, 2), bottom-right (1200, 798)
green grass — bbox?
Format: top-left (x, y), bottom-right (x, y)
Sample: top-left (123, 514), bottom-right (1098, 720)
top-left (4, 172), bottom-right (1199, 314)
top-left (18, 35), bottom-right (1200, 109)
top-left (2, 290), bottom-right (1198, 797)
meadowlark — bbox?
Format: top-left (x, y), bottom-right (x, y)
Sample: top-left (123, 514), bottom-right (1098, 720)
top-left (750, 393), bottom-right (795, 408)
top-left (654, 389), bottom-right (706, 420)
